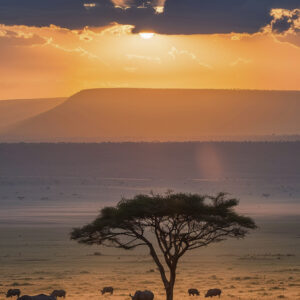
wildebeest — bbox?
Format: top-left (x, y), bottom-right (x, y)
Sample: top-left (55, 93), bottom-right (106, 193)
top-left (18, 294), bottom-right (55, 300)
top-left (188, 289), bottom-right (200, 296)
top-left (205, 289), bottom-right (222, 298)
top-left (50, 290), bottom-right (66, 299)
top-left (6, 289), bottom-right (21, 298)
top-left (101, 287), bottom-right (114, 295)
top-left (129, 290), bottom-right (154, 300)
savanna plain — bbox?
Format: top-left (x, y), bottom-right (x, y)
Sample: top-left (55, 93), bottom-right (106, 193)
top-left (0, 143), bottom-right (299, 300)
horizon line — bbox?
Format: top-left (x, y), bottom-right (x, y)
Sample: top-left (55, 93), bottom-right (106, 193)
top-left (1, 87), bottom-right (300, 101)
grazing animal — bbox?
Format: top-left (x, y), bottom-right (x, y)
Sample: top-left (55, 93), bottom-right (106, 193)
top-left (101, 287), bottom-right (114, 295)
top-left (6, 289), bottom-right (21, 298)
top-left (129, 290), bottom-right (154, 300)
top-left (18, 295), bottom-right (55, 300)
top-left (205, 289), bottom-right (222, 298)
top-left (188, 289), bottom-right (200, 296)
top-left (50, 290), bottom-right (66, 299)
top-left (17, 296), bottom-right (31, 300)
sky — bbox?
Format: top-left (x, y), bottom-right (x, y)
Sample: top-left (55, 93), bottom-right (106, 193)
top-left (0, 0), bottom-right (299, 99)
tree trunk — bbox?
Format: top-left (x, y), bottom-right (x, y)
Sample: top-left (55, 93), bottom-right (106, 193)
top-left (166, 287), bottom-right (173, 300)
top-left (146, 241), bottom-right (177, 300)
top-left (165, 266), bottom-right (176, 300)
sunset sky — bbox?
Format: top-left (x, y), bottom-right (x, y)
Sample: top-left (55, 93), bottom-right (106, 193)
top-left (0, 0), bottom-right (299, 99)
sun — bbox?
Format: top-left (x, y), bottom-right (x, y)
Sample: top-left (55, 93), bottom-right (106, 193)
top-left (139, 32), bottom-right (155, 39)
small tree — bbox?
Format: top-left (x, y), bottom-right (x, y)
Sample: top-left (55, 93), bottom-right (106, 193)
top-left (71, 192), bottom-right (256, 300)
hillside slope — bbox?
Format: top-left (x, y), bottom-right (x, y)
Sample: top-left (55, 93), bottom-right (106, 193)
top-left (0, 98), bottom-right (66, 131)
top-left (1, 89), bottom-right (299, 142)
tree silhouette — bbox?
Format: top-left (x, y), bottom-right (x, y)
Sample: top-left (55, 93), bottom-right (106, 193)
top-left (71, 192), bottom-right (256, 300)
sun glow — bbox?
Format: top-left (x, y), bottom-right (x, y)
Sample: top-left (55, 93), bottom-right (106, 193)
top-left (139, 32), bottom-right (155, 39)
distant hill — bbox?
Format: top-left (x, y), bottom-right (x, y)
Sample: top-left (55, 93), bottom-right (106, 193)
top-left (0, 89), bottom-right (299, 142)
top-left (0, 98), bottom-right (66, 131)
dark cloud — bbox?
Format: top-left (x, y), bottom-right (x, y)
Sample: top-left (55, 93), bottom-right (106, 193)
top-left (272, 16), bottom-right (293, 33)
top-left (0, 0), bottom-right (299, 34)
top-left (0, 0), bottom-right (116, 28)
top-left (271, 8), bottom-right (299, 34)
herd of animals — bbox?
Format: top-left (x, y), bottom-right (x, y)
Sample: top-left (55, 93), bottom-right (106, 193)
top-left (4, 287), bottom-right (222, 300)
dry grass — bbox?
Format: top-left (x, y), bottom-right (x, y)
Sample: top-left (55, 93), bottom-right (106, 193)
top-left (1, 252), bottom-right (299, 300)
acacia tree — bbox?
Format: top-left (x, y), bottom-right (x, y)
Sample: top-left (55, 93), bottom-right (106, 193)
top-left (71, 192), bottom-right (256, 300)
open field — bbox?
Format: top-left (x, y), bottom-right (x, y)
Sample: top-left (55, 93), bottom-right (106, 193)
top-left (0, 223), bottom-right (299, 300)
top-left (0, 142), bottom-right (299, 225)
top-left (0, 142), bottom-right (299, 300)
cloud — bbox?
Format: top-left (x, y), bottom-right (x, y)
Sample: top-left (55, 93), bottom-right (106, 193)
top-left (168, 47), bottom-right (212, 69)
top-left (126, 54), bottom-right (161, 63)
top-left (142, 0), bottom-right (300, 34)
top-left (0, 22), bottom-right (299, 99)
top-left (0, 26), bottom-right (45, 47)
top-left (0, 0), bottom-right (299, 34)
top-left (261, 8), bottom-right (300, 47)
top-left (230, 57), bottom-right (252, 67)
top-left (270, 8), bottom-right (300, 33)
top-left (110, 0), bottom-right (131, 9)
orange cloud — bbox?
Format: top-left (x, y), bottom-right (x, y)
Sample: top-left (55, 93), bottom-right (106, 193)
top-left (168, 46), bottom-right (212, 69)
top-left (0, 22), bottom-right (299, 100)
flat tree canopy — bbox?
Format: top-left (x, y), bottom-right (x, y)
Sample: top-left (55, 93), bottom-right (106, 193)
top-left (71, 192), bottom-right (256, 300)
